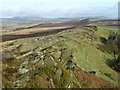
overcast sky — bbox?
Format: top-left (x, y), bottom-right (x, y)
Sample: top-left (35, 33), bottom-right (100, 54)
top-left (0, 0), bottom-right (119, 18)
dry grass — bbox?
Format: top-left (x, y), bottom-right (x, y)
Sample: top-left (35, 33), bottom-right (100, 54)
top-left (1, 26), bottom-right (71, 35)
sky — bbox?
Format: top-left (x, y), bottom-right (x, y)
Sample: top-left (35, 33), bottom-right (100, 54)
top-left (0, 0), bottom-right (119, 18)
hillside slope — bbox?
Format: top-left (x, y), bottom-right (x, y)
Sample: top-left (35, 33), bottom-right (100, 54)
top-left (2, 26), bottom-right (120, 88)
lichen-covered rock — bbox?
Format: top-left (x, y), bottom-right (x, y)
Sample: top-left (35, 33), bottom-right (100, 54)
top-left (19, 43), bottom-right (39, 52)
top-left (35, 59), bottom-right (44, 68)
top-left (44, 56), bottom-right (57, 67)
top-left (18, 68), bottom-right (29, 74)
top-left (16, 52), bottom-right (33, 59)
top-left (54, 69), bottom-right (62, 81)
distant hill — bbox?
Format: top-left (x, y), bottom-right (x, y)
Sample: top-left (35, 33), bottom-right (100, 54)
top-left (0, 17), bottom-right (65, 24)
top-left (1, 16), bottom-right (117, 25)
top-left (67, 16), bottom-right (110, 21)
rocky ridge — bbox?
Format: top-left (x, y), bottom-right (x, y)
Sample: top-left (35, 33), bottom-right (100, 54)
top-left (2, 26), bottom-right (119, 88)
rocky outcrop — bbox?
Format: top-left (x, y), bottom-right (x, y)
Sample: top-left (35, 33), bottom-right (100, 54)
top-left (2, 26), bottom-right (119, 88)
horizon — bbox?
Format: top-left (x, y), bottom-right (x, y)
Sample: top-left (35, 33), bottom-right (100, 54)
top-left (0, 16), bottom-right (119, 19)
top-left (1, 0), bottom-right (119, 18)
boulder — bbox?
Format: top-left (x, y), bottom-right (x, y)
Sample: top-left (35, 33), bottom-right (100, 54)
top-left (44, 56), bottom-right (57, 67)
top-left (16, 52), bottom-right (33, 59)
top-left (19, 68), bottom-right (29, 74)
top-left (89, 71), bottom-right (96, 75)
top-left (35, 59), bottom-right (44, 68)
top-left (54, 69), bottom-right (62, 81)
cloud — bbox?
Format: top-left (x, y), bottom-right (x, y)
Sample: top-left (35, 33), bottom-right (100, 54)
top-left (1, 0), bottom-right (119, 3)
top-left (1, 6), bottom-right (118, 18)
top-left (1, 0), bottom-right (119, 18)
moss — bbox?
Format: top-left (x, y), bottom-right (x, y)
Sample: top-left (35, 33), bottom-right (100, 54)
top-left (38, 67), bottom-right (54, 78)
top-left (59, 68), bottom-right (71, 88)
top-left (53, 63), bottom-right (71, 88)
top-left (25, 73), bottom-right (50, 88)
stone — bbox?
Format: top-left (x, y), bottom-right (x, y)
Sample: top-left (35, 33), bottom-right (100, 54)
top-left (53, 50), bottom-right (61, 59)
top-left (33, 59), bottom-right (40, 64)
top-left (54, 69), bottom-right (62, 81)
top-left (35, 59), bottom-right (44, 68)
top-left (44, 56), bottom-right (57, 67)
top-left (22, 60), bottom-right (29, 65)
top-left (16, 51), bottom-right (33, 59)
top-left (89, 71), bottom-right (96, 75)
top-left (104, 73), bottom-right (111, 77)
top-left (12, 45), bottom-right (22, 53)
top-left (100, 37), bottom-right (107, 44)
top-left (19, 68), bottom-right (29, 74)
top-left (19, 42), bottom-right (40, 52)
top-left (35, 47), bottom-right (43, 52)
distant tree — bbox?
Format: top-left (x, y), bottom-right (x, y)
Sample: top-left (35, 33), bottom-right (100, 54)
top-left (112, 55), bottom-right (120, 72)
top-left (105, 33), bottom-right (119, 60)
top-left (105, 39), bottom-right (118, 60)
top-left (117, 35), bottom-right (120, 53)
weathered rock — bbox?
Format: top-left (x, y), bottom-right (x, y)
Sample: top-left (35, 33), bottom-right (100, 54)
top-left (52, 50), bottom-right (61, 59)
top-left (16, 51), bottom-right (33, 59)
top-left (54, 69), bottom-right (62, 81)
top-left (44, 56), bottom-right (57, 67)
top-left (19, 68), bottom-right (29, 74)
top-left (35, 59), bottom-right (44, 68)
top-left (66, 60), bottom-right (73, 69)
top-left (100, 37), bottom-right (107, 44)
top-left (7, 42), bottom-right (14, 46)
top-left (50, 78), bottom-right (55, 88)
top-left (22, 60), bottom-right (29, 65)
top-left (33, 59), bottom-right (40, 64)
top-left (89, 71), bottom-right (96, 75)
top-left (104, 73), bottom-right (111, 77)
top-left (35, 47), bottom-right (43, 52)
top-left (15, 41), bottom-right (43, 52)
top-left (61, 54), bottom-right (73, 67)
top-left (12, 45), bottom-right (22, 53)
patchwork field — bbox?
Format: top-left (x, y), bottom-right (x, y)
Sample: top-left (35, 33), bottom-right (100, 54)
top-left (1, 19), bottom-right (89, 41)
